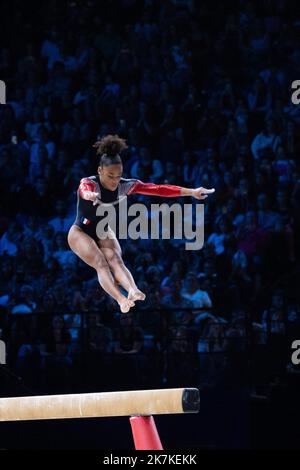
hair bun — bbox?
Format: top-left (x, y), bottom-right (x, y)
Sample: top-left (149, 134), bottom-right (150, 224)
top-left (93, 134), bottom-right (128, 157)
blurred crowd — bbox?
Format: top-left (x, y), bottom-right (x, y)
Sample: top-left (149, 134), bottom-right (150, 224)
top-left (0, 0), bottom-right (300, 394)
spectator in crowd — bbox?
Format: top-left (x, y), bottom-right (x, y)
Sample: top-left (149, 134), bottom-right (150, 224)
top-left (181, 272), bottom-right (212, 309)
top-left (161, 279), bottom-right (194, 326)
top-left (10, 285), bottom-right (37, 315)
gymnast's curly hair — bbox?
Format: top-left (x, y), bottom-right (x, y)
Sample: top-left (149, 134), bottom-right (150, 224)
top-left (93, 134), bottom-right (128, 166)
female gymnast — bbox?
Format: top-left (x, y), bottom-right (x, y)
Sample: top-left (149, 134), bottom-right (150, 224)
top-left (68, 135), bottom-right (215, 313)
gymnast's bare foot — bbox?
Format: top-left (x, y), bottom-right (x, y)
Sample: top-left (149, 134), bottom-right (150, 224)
top-left (128, 288), bottom-right (146, 302)
top-left (118, 297), bottom-right (135, 313)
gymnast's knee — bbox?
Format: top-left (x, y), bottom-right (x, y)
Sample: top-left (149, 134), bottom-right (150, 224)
top-left (107, 250), bottom-right (124, 267)
top-left (94, 255), bottom-right (110, 271)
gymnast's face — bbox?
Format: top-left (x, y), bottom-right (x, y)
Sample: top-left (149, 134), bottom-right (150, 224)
top-left (98, 163), bottom-right (123, 191)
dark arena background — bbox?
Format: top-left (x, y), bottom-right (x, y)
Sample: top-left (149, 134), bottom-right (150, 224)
top-left (0, 0), bottom-right (300, 451)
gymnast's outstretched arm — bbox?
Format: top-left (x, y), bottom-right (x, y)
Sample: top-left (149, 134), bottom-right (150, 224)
top-left (127, 181), bottom-right (215, 200)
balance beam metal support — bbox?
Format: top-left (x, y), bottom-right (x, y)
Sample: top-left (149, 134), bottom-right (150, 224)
top-left (0, 388), bottom-right (200, 422)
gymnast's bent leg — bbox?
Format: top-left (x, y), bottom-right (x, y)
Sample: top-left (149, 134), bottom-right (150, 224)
top-left (68, 225), bottom-right (134, 313)
top-left (98, 227), bottom-right (146, 303)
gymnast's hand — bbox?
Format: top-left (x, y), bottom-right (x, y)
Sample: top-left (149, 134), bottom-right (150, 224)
top-left (192, 187), bottom-right (215, 200)
top-left (82, 191), bottom-right (101, 206)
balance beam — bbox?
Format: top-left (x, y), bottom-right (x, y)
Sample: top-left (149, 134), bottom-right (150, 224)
top-left (0, 388), bottom-right (199, 422)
